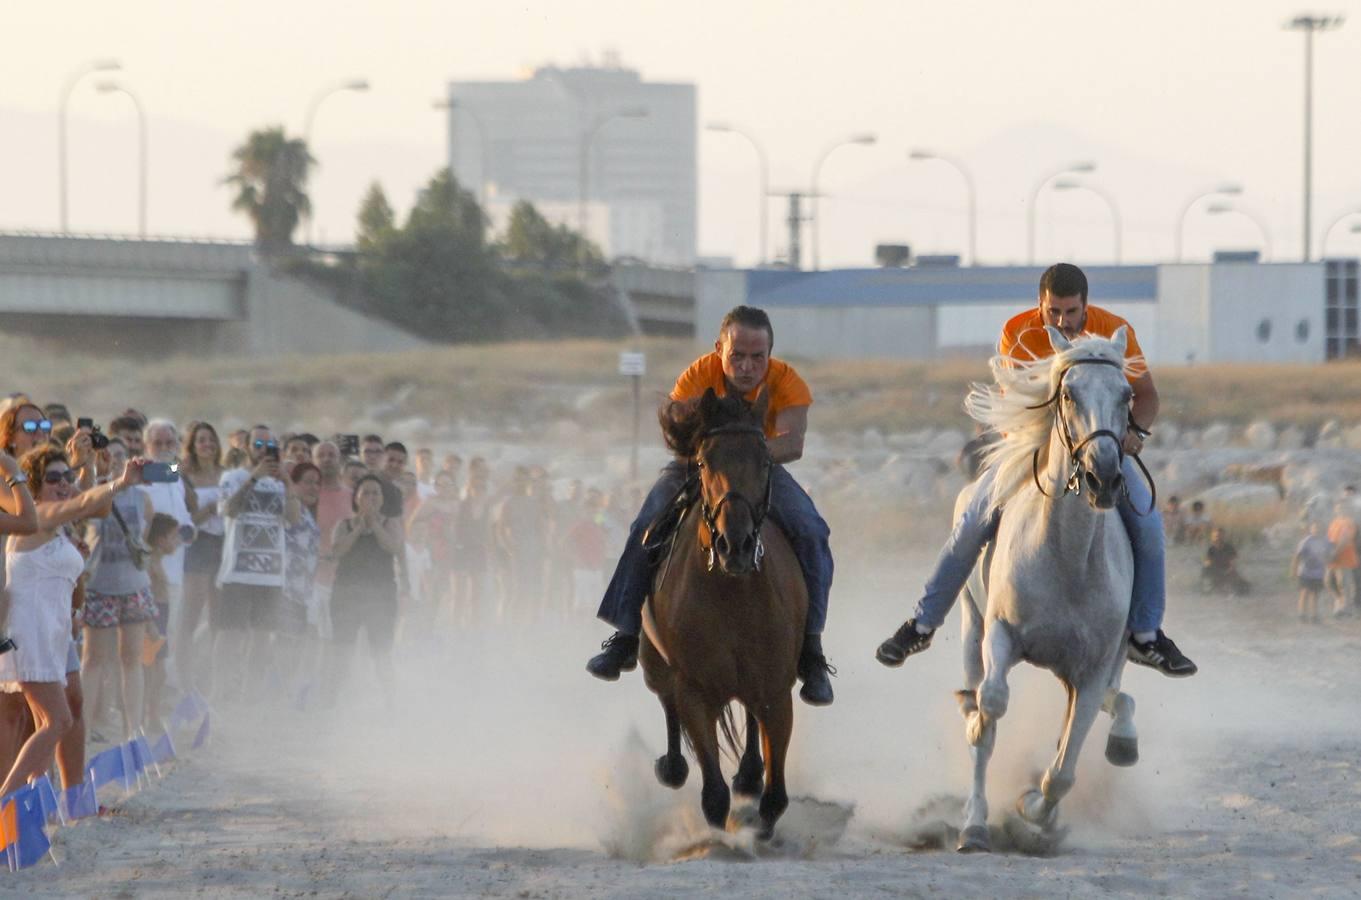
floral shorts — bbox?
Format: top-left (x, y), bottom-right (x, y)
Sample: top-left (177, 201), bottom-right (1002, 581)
top-left (83, 587), bottom-right (158, 629)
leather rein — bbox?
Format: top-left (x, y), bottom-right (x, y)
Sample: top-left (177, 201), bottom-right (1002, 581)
top-left (693, 423), bottom-right (773, 573)
top-left (1026, 357), bottom-right (1156, 516)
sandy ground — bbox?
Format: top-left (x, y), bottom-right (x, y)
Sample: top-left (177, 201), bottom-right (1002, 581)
top-left (6, 547), bottom-right (1361, 899)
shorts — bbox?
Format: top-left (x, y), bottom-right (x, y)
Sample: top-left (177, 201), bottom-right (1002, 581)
top-left (213, 583), bottom-right (282, 631)
top-left (185, 532), bottom-right (225, 576)
top-left (83, 587), bottom-right (158, 629)
top-left (331, 583), bottom-right (397, 650)
top-left (1299, 576), bottom-right (1325, 592)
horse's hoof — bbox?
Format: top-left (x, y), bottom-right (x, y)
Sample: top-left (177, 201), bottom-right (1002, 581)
top-left (1105, 734), bottom-right (1139, 767)
top-left (732, 768), bottom-right (763, 799)
top-left (654, 754), bottom-right (689, 789)
top-left (756, 823), bottom-right (775, 842)
top-left (1015, 790), bottom-right (1057, 829)
top-left (956, 824), bottom-right (991, 853)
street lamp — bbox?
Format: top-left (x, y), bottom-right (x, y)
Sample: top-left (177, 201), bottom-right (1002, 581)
top-left (1207, 202), bottom-right (1273, 261)
top-left (810, 132), bottom-right (877, 270)
top-left (908, 149), bottom-right (977, 265)
top-left (707, 122), bottom-right (770, 265)
top-left (433, 98), bottom-right (489, 209)
top-left (95, 81), bottom-right (148, 238)
top-left (303, 77), bottom-right (370, 247)
top-left (1028, 161), bottom-right (1096, 264)
top-left (1052, 179), bottom-right (1122, 263)
top-left (59, 58), bottom-right (121, 232)
top-left (578, 106), bottom-right (649, 267)
top-left (1284, 14), bottom-right (1345, 261)
top-left (1175, 183), bottom-right (1244, 261)
top-left (1321, 208), bottom-right (1361, 257)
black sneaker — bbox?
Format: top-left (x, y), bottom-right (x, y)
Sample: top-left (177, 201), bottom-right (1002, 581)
top-left (1127, 630), bottom-right (1197, 677)
top-left (586, 632), bottom-right (639, 681)
top-left (875, 619), bottom-right (934, 667)
top-left (0, 636), bottom-right (15, 656)
top-left (798, 635), bottom-right (835, 706)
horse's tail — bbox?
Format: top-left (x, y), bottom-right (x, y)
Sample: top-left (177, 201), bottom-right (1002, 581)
top-left (717, 703), bottom-right (743, 764)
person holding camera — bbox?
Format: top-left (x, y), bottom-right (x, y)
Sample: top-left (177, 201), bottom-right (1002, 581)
top-left (81, 448), bottom-right (157, 741)
top-left (180, 421), bottom-right (225, 693)
top-left (0, 445), bottom-right (144, 797)
top-left (212, 425), bottom-right (300, 700)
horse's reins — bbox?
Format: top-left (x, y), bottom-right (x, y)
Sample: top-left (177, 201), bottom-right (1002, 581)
top-left (1027, 357), bottom-right (1157, 516)
top-left (694, 423), bottom-right (773, 573)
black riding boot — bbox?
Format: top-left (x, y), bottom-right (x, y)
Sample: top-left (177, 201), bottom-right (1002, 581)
top-left (798, 633), bottom-right (835, 706)
top-left (586, 631), bottom-right (639, 681)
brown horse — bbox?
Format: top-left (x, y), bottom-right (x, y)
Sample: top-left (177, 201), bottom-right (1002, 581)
top-left (639, 387), bottom-right (808, 839)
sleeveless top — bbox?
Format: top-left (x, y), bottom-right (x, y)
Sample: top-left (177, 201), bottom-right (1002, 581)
top-left (334, 518), bottom-right (397, 593)
top-left (87, 488), bottom-right (152, 596)
top-left (194, 481), bottom-right (224, 536)
top-left (0, 534), bottom-right (86, 686)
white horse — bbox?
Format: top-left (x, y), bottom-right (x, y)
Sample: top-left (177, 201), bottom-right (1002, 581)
top-left (954, 326), bottom-right (1141, 853)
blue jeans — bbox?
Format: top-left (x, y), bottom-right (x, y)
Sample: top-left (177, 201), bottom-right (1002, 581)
top-left (913, 455), bottom-right (1165, 634)
top-left (597, 461), bottom-right (833, 635)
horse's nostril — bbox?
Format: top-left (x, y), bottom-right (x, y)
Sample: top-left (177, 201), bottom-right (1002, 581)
top-left (715, 535), bottom-right (730, 556)
top-left (1085, 471), bottom-right (1101, 493)
top-left (1111, 472), bottom-right (1124, 491)
top-left (738, 534), bottom-right (755, 558)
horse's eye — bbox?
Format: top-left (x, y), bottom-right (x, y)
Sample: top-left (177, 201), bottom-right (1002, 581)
top-left (1061, 391), bottom-right (1072, 403)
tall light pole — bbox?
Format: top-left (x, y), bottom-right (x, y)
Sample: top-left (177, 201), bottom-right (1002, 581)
top-left (908, 149), bottom-right (977, 265)
top-left (1321, 208), bottom-right (1361, 257)
top-left (303, 78), bottom-right (370, 247)
top-left (59, 58), bottom-right (121, 232)
top-left (1285, 14), bottom-right (1344, 261)
top-left (578, 106), bottom-right (648, 267)
top-left (1175, 183), bottom-right (1244, 261)
top-left (434, 98), bottom-right (489, 210)
top-left (1028, 161), bottom-right (1096, 264)
top-left (707, 122), bottom-right (769, 265)
top-left (1207, 202), bottom-right (1273, 261)
top-left (95, 81), bottom-right (147, 238)
top-left (810, 132), bottom-right (876, 270)
top-left (1052, 179), bottom-right (1122, 263)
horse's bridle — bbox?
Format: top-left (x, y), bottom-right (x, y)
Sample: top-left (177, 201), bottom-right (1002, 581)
top-left (694, 423), bottom-right (773, 573)
top-left (1027, 357), bottom-right (1156, 515)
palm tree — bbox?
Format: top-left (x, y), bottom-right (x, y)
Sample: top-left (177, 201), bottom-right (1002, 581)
top-left (223, 127), bottom-right (314, 254)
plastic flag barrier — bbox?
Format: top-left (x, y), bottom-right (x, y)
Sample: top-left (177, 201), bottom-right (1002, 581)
top-left (88, 746), bottom-right (128, 791)
top-left (2, 784), bottom-right (52, 871)
top-left (192, 712), bottom-right (211, 750)
top-left (151, 730), bottom-right (176, 765)
top-left (31, 776), bottom-right (61, 827)
top-left (60, 782), bottom-right (97, 822)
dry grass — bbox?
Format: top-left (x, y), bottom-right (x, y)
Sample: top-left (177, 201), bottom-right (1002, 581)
top-left (9, 336), bottom-right (1361, 437)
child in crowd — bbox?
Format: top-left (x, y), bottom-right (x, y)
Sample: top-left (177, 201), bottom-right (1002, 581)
top-left (143, 513), bottom-right (182, 731)
top-left (1183, 500), bottom-right (1211, 544)
top-left (1293, 520), bottom-right (1332, 624)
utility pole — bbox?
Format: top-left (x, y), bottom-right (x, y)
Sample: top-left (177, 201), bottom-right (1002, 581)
top-left (1285, 14), bottom-right (1344, 261)
top-left (769, 190), bottom-right (816, 270)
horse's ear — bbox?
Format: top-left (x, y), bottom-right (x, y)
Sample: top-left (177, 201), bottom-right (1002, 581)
top-left (699, 387), bottom-right (720, 422)
top-left (1044, 325), bottom-right (1072, 353)
top-left (750, 386), bottom-right (770, 426)
top-left (1110, 325), bottom-right (1128, 356)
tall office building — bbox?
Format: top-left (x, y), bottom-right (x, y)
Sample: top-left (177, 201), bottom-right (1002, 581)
top-left (447, 59), bottom-right (696, 266)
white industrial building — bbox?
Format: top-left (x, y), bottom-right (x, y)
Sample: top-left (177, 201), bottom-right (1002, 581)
top-left (446, 60), bottom-right (697, 266)
top-left (694, 260), bottom-right (1360, 365)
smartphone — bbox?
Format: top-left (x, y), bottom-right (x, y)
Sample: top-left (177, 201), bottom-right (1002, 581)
top-left (339, 434), bottom-right (360, 457)
top-left (77, 417), bottom-right (94, 430)
top-left (142, 461), bottom-right (180, 483)
top-left (264, 442), bottom-right (280, 461)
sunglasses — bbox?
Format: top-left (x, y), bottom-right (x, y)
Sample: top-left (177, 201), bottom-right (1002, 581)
top-left (252, 439), bottom-right (279, 449)
top-left (21, 420), bottom-right (53, 434)
top-left (43, 469), bottom-right (78, 485)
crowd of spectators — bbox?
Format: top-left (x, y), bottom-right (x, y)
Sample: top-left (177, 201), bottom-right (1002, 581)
top-left (0, 395), bottom-right (634, 804)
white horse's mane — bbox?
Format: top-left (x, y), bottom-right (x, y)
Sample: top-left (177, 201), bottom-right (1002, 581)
top-left (966, 331), bottom-right (1143, 516)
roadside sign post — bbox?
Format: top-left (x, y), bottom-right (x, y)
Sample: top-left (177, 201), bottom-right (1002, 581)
top-left (618, 351), bottom-right (647, 481)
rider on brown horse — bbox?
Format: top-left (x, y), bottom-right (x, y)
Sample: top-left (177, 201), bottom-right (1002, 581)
top-left (587, 305), bottom-right (836, 705)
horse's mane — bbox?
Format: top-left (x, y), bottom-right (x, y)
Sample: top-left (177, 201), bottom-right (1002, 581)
top-left (658, 391), bottom-right (755, 459)
top-left (966, 333), bottom-right (1144, 515)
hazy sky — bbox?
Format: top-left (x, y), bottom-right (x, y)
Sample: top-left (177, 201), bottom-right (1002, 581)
top-left (4, 0), bottom-right (1360, 267)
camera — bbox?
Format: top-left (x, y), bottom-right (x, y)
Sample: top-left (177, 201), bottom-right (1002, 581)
top-left (77, 418), bottom-right (109, 450)
top-left (264, 441), bottom-right (280, 461)
top-left (338, 434), bottom-right (360, 458)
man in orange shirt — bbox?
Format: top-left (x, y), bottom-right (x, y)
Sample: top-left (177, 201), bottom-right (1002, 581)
top-left (1326, 500), bottom-right (1358, 616)
top-left (587, 305), bottom-right (836, 705)
top-left (877, 263), bottom-right (1196, 677)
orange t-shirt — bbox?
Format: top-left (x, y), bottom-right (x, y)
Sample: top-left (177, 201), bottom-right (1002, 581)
top-left (998, 305), bottom-right (1146, 380)
top-left (670, 352), bottom-right (812, 439)
top-left (1327, 517), bottom-right (1358, 569)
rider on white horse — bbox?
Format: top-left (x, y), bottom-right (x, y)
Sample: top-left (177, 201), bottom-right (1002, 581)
top-left (876, 263), bottom-right (1197, 678)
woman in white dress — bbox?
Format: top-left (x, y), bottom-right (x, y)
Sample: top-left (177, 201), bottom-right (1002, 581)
top-left (0, 445), bottom-right (143, 796)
